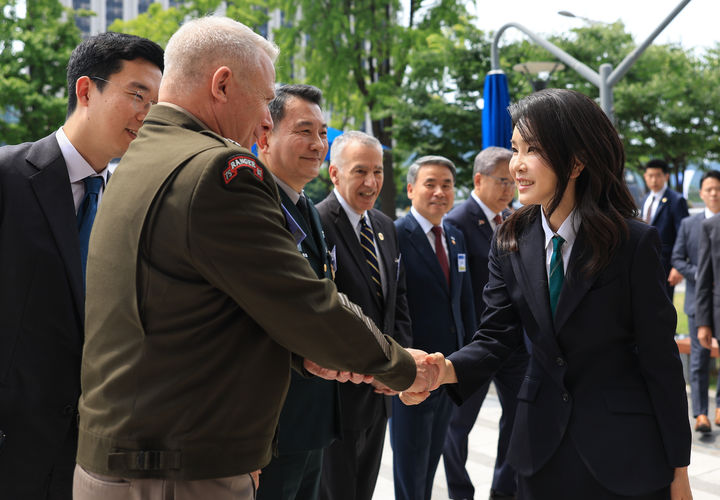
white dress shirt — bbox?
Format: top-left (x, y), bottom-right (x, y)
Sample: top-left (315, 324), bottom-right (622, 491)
top-left (411, 206), bottom-right (449, 266)
top-left (334, 189), bottom-right (386, 296)
top-left (540, 208), bottom-right (580, 278)
top-left (642, 186), bottom-right (667, 223)
top-left (56, 128), bottom-right (108, 213)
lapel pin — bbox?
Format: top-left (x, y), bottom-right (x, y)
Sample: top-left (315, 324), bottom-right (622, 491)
top-left (661, 197), bottom-right (667, 203)
top-left (324, 263), bottom-right (328, 273)
top-left (378, 232), bottom-right (384, 241)
top-left (478, 219), bottom-right (485, 226)
top-left (451, 236), bottom-right (456, 245)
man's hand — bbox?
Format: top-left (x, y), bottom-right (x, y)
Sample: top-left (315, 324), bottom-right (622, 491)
top-left (668, 267), bottom-right (683, 286)
top-left (698, 326), bottom-right (714, 350)
top-left (371, 379), bottom-right (399, 396)
top-left (303, 359), bottom-right (374, 384)
top-left (251, 469), bottom-right (260, 490)
top-left (404, 348), bottom-right (440, 393)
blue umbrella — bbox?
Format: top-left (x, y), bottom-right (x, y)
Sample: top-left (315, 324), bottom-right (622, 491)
top-left (482, 70), bottom-right (512, 149)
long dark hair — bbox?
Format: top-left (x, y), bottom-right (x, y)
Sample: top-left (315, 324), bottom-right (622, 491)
top-left (498, 89), bottom-right (637, 277)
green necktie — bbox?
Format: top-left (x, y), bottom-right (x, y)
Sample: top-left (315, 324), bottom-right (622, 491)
top-left (549, 234), bottom-right (565, 317)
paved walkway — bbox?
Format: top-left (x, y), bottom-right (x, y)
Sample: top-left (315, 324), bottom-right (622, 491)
top-left (372, 385), bottom-right (720, 499)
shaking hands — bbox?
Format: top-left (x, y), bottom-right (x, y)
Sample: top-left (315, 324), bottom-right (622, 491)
top-left (302, 347), bottom-right (456, 405)
top-left (399, 350), bottom-right (456, 406)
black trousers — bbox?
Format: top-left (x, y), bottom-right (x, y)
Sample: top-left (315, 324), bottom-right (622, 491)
top-left (319, 416), bottom-right (387, 500)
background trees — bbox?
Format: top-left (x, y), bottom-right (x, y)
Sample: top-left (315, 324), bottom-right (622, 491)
top-left (2, 1), bottom-right (719, 210)
top-left (0, 0), bottom-right (81, 144)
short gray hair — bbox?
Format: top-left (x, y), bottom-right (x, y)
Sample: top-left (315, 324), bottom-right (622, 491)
top-left (473, 146), bottom-right (512, 176)
top-left (330, 131), bottom-right (383, 170)
top-left (407, 155), bottom-right (456, 185)
top-left (163, 16), bottom-right (279, 94)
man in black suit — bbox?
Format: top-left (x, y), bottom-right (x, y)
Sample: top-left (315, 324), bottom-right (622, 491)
top-left (443, 147), bottom-right (528, 500)
top-left (642, 159), bottom-right (689, 299)
top-left (256, 84), bottom-right (338, 500)
top-left (316, 131), bottom-right (412, 500)
top-left (673, 170), bottom-right (720, 433)
top-left (0, 33), bottom-right (163, 499)
top-left (392, 156), bottom-right (477, 500)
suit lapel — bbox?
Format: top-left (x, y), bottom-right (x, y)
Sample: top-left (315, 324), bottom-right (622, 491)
top-left (510, 216), bottom-right (553, 332)
top-left (651, 193), bottom-right (668, 225)
top-left (469, 199), bottom-right (494, 242)
top-left (279, 189), bottom-right (322, 260)
top-left (444, 222), bottom-right (461, 297)
top-left (27, 136), bottom-right (84, 322)
top-left (369, 211), bottom-right (394, 310)
top-left (405, 214), bottom-right (449, 295)
top-left (553, 228), bottom-right (597, 332)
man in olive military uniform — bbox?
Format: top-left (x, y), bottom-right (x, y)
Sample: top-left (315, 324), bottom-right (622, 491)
top-left (256, 84), bottom-right (338, 500)
top-left (74, 17), bottom-right (435, 500)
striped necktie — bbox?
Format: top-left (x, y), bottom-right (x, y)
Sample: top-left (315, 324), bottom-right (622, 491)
top-left (360, 217), bottom-right (383, 299)
top-left (549, 234), bottom-right (565, 317)
top-left (77, 176), bottom-right (104, 285)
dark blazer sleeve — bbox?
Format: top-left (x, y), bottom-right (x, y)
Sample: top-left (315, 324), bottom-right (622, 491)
top-left (671, 216), bottom-right (696, 281)
top-left (630, 227), bottom-right (691, 467)
top-left (447, 236), bottom-right (524, 402)
top-left (671, 192), bottom-right (689, 235)
top-left (695, 218), bottom-right (715, 328)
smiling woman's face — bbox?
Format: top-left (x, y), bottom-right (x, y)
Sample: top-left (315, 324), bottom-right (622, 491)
top-left (509, 127), bottom-right (558, 210)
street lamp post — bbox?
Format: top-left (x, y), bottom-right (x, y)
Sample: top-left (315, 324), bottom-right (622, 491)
top-left (491, 0), bottom-right (692, 122)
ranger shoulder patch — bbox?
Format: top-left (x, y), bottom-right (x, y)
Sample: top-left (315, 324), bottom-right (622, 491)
top-left (223, 154), bottom-right (263, 184)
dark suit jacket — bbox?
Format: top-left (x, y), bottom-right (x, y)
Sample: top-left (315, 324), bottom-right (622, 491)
top-left (0, 134), bottom-right (84, 491)
top-left (275, 188), bottom-right (340, 452)
top-left (672, 212), bottom-right (704, 316)
top-left (695, 214), bottom-right (720, 331)
top-left (646, 188), bottom-right (688, 274)
top-left (447, 211), bottom-right (691, 495)
top-left (395, 212), bottom-right (476, 355)
top-left (446, 197), bottom-right (503, 332)
top-left (316, 192), bottom-right (411, 430)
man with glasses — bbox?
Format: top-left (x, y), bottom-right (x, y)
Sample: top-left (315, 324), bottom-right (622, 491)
top-left (0, 32), bottom-right (163, 499)
top-left (443, 147), bottom-right (529, 500)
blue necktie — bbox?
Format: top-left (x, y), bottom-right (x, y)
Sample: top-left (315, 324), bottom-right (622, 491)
top-left (549, 234), bottom-right (565, 317)
top-left (77, 176), bottom-right (103, 285)
top-left (360, 217), bottom-right (383, 299)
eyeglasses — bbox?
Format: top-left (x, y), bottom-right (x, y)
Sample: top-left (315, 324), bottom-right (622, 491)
top-left (487, 174), bottom-right (516, 189)
top-left (91, 76), bottom-right (157, 114)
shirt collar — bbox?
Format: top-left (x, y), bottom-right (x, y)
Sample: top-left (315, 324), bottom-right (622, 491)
top-left (470, 191), bottom-right (501, 223)
top-left (705, 207), bottom-right (719, 219)
top-left (271, 172), bottom-right (302, 205)
top-left (411, 206), bottom-right (441, 235)
top-left (540, 207), bottom-right (580, 252)
top-left (55, 127), bottom-right (108, 185)
top-left (334, 188), bottom-right (366, 229)
top-left (650, 185), bottom-right (667, 197)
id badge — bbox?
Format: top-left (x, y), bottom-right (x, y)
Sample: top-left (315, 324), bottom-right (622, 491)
top-left (458, 253), bottom-right (467, 272)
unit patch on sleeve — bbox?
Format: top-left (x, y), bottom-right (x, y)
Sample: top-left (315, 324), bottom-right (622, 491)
top-left (223, 155), bottom-right (264, 184)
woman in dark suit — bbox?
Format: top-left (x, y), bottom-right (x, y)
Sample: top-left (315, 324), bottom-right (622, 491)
top-left (402, 89), bottom-right (692, 499)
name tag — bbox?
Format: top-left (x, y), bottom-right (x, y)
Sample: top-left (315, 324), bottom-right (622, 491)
top-left (458, 253), bottom-right (467, 272)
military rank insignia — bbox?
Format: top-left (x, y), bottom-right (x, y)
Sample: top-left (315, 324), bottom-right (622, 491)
top-left (223, 155), bottom-right (263, 184)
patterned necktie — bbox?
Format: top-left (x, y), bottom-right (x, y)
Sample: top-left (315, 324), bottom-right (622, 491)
top-left (549, 234), bottom-right (565, 317)
top-left (645, 195), bottom-right (655, 223)
top-left (77, 176), bottom-right (104, 285)
top-left (431, 225), bottom-right (450, 286)
top-left (493, 214), bottom-right (503, 226)
top-left (360, 217), bottom-right (383, 299)
top-left (296, 194), bottom-right (311, 224)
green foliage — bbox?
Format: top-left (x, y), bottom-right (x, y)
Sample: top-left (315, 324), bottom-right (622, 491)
top-left (0, 0), bottom-right (82, 144)
top-left (108, 0), bottom-right (270, 47)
